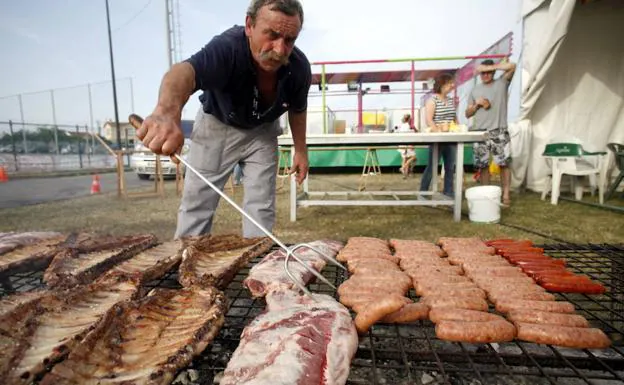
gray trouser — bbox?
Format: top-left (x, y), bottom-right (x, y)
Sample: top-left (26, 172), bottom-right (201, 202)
top-left (174, 109), bottom-right (280, 239)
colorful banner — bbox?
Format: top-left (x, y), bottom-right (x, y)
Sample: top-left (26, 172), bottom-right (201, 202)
top-left (454, 32), bottom-right (514, 87)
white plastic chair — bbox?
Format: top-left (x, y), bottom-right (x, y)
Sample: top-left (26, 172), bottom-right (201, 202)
top-left (541, 143), bottom-right (607, 205)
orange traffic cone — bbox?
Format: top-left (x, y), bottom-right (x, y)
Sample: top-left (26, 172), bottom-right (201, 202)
top-left (0, 166), bottom-right (8, 183)
top-left (90, 175), bottom-right (101, 194)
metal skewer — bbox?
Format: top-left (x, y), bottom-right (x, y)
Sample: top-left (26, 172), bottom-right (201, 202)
top-left (129, 114), bottom-right (345, 298)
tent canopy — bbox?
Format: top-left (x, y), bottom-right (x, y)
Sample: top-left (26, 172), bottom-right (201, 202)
top-left (512, 0), bottom-right (624, 192)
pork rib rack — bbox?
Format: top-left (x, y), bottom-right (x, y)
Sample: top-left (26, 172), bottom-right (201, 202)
top-left (221, 288), bottom-right (358, 385)
top-left (0, 234), bottom-right (69, 278)
top-left (41, 285), bottom-right (228, 385)
top-left (178, 234), bottom-right (274, 289)
top-left (100, 239), bottom-right (185, 284)
top-left (0, 275), bottom-right (140, 384)
top-left (43, 234), bottom-right (157, 288)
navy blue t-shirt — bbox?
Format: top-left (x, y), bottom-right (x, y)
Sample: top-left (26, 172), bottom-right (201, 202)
top-left (185, 25), bottom-right (312, 130)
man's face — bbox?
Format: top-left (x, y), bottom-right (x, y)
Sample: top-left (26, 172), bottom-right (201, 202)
top-left (245, 5), bottom-right (301, 73)
top-left (480, 71), bottom-right (494, 84)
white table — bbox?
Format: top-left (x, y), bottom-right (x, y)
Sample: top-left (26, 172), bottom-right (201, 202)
top-left (278, 132), bottom-right (486, 222)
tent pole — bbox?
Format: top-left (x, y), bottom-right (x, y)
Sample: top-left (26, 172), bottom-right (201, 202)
top-left (411, 60), bottom-right (415, 127)
top-left (321, 64), bottom-right (327, 134)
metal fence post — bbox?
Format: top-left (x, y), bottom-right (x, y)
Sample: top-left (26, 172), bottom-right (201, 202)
top-left (53, 125), bottom-right (60, 155)
top-left (85, 125), bottom-right (91, 166)
top-left (18, 94), bottom-right (27, 154)
top-left (76, 125), bottom-right (83, 169)
top-left (8, 120), bottom-right (19, 172)
top-left (125, 127), bottom-right (130, 167)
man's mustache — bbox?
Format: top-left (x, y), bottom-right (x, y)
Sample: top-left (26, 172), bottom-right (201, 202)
top-left (260, 50), bottom-right (289, 65)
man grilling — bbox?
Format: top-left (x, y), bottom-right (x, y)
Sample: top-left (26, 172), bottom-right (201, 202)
top-left (136, 0), bottom-right (311, 238)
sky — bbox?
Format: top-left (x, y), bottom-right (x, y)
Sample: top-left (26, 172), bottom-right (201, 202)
top-left (0, 0), bottom-right (523, 133)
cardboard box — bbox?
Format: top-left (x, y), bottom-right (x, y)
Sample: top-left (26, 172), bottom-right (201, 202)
top-left (333, 120), bottom-right (346, 134)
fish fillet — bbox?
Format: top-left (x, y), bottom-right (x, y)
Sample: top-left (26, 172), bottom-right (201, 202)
top-left (40, 286), bottom-right (228, 385)
top-left (179, 234), bottom-right (273, 289)
top-left (0, 275), bottom-right (140, 384)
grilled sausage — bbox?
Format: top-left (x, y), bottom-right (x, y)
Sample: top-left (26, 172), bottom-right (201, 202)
top-left (415, 281), bottom-right (477, 296)
top-left (464, 266), bottom-right (525, 279)
top-left (471, 275), bottom-right (535, 287)
top-left (507, 310), bottom-right (590, 328)
top-left (404, 265), bottom-right (464, 277)
top-left (338, 252), bottom-right (400, 264)
top-left (540, 281), bottom-right (606, 294)
top-left (421, 295), bottom-right (489, 311)
top-left (351, 296), bottom-right (412, 313)
top-left (514, 322), bottom-right (611, 349)
top-left (429, 308), bottom-right (503, 323)
top-left (419, 287), bottom-right (487, 299)
top-left (411, 272), bottom-right (468, 282)
top-left (338, 284), bottom-right (407, 299)
top-left (436, 319), bottom-right (516, 343)
top-left (354, 295), bottom-right (406, 334)
top-left (495, 299), bottom-right (575, 314)
top-left (488, 291), bottom-right (556, 304)
top-left (379, 303), bottom-right (430, 323)
top-left (347, 258), bottom-right (400, 273)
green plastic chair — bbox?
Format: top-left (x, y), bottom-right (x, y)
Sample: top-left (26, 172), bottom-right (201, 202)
top-left (541, 143), bottom-right (607, 205)
top-left (606, 143), bottom-right (624, 200)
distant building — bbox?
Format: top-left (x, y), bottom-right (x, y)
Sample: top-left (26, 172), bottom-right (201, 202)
top-left (102, 120), bottom-right (136, 144)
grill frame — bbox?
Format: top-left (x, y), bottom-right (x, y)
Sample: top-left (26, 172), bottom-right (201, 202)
top-left (1, 243), bottom-right (623, 385)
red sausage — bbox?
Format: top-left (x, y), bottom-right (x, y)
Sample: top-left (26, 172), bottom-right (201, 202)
top-left (535, 275), bottom-right (593, 285)
top-left (514, 259), bottom-right (566, 267)
top-left (540, 281), bottom-right (606, 294)
top-left (501, 247), bottom-right (544, 256)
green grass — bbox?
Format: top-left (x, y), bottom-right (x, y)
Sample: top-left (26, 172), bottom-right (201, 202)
top-left (1, 173), bottom-right (622, 245)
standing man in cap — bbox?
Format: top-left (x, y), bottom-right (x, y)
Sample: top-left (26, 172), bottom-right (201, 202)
top-left (465, 58), bottom-right (516, 206)
top-left (135, 0), bottom-right (311, 238)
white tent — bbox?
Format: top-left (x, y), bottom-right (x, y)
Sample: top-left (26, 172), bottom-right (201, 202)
top-left (511, 0), bottom-right (624, 192)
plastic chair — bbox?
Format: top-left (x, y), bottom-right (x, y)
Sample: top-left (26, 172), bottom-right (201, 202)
top-left (606, 142), bottom-right (624, 200)
top-left (541, 143), bottom-right (607, 205)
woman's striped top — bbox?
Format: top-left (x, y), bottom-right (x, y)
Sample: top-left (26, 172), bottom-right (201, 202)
top-left (432, 95), bottom-right (456, 124)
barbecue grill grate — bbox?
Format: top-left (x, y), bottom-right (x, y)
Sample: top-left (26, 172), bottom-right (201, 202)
top-left (1, 243), bottom-right (623, 385)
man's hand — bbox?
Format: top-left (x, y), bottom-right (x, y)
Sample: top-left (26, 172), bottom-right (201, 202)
top-left (136, 112), bottom-right (185, 164)
top-left (476, 97), bottom-right (491, 110)
top-left (289, 150), bottom-right (309, 185)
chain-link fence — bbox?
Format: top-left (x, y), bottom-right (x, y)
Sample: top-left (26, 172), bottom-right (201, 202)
top-left (0, 121), bottom-right (129, 173)
top-left (0, 78), bottom-right (135, 173)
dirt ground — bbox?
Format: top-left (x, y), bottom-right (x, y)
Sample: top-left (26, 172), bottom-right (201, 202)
top-left (1, 172), bottom-right (622, 245)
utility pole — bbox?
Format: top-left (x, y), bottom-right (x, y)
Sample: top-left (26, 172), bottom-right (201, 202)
top-left (165, 0), bottom-right (174, 68)
top-left (105, 0), bottom-right (122, 149)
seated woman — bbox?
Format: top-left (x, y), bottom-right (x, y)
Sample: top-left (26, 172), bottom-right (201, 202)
top-left (420, 73), bottom-right (457, 197)
top-left (396, 114), bottom-right (416, 178)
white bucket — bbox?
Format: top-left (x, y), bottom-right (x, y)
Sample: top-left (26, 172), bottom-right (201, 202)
top-left (465, 186), bottom-right (502, 223)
